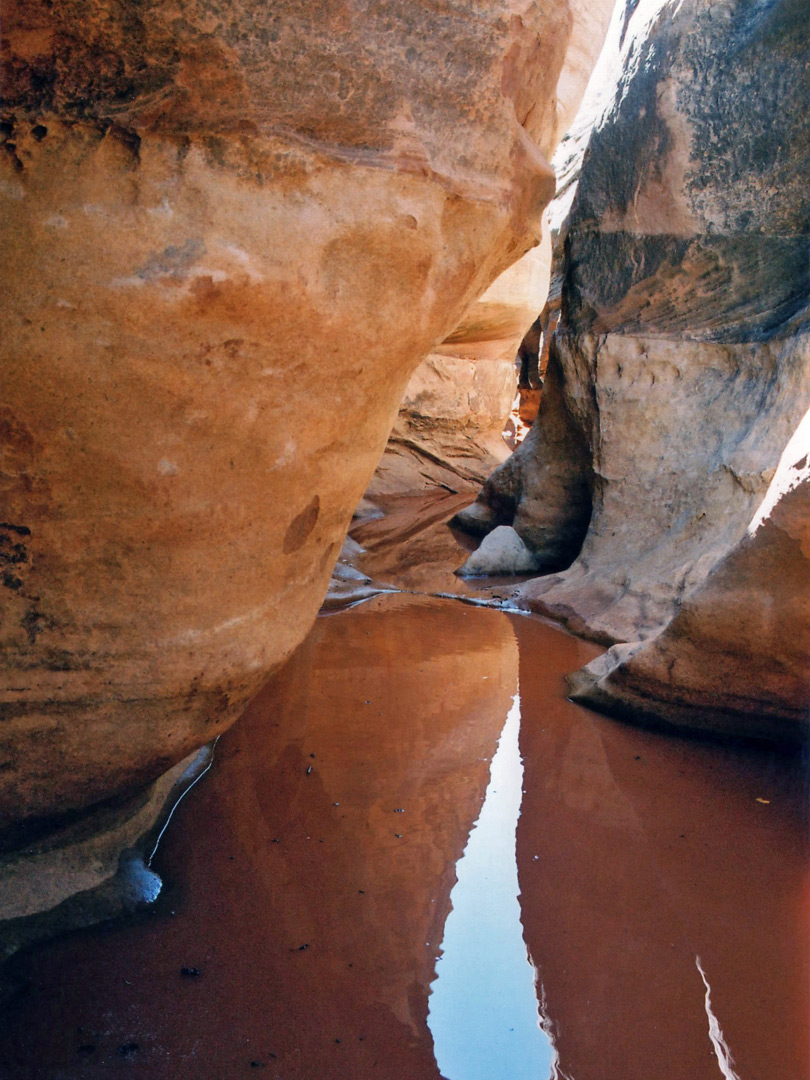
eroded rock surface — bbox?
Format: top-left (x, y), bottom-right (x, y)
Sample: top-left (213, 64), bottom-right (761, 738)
top-left (461, 0), bottom-right (810, 654)
top-left (518, 331), bottom-right (810, 644)
top-left (366, 240), bottom-right (551, 498)
top-left (1, 0), bottom-right (614, 836)
top-left (570, 464), bottom-right (810, 744)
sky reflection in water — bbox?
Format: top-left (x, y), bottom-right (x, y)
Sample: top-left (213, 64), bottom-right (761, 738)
top-left (428, 692), bottom-right (555, 1080)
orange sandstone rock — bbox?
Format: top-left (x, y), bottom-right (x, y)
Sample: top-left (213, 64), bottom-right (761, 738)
top-left (0, 0), bottom-right (613, 834)
top-left (368, 241), bottom-right (552, 497)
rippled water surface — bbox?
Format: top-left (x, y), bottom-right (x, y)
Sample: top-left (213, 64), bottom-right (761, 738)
top-left (1, 592), bottom-right (808, 1080)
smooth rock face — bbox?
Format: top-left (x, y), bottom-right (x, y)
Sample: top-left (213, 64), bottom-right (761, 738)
top-left (518, 330), bottom-right (810, 644)
top-left (366, 239), bottom-right (551, 498)
top-left (466, 0), bottom-right (810, 651)
top-left (1, 0), bottom-right (614, 834)
top-left (570, 468), bottom-right (810, 745)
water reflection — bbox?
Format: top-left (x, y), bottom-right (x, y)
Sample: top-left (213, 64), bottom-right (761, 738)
top-left (428, 693), bottom-right (554, 1080)
top-left (0, 595), bottom-right (807, 1080)
top-left (512, 613), bottom-right (810, 1080)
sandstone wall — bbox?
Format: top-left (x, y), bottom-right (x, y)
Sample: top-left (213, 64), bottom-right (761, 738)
top-left (366, 241), bottom-right (550, 498)
top-left (570, 453), bottom-right (810, 744)
top-left (1, 0), bottom-right (614, 835)
top-left (454, 0), bottom-right (810, 739)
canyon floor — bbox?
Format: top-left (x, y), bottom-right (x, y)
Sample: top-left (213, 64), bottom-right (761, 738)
top-left (1, 498), bottom-right (807, 1080)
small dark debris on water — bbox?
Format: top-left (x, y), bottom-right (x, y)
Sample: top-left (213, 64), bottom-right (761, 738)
top-left (358, 889), bottom-right (365, 894)
top-left (250, 1060), bottom-right (263, 1068)
top-left (117, 1043), bottom-right (139, 1057)
top-left (180, 966), bottom-right (201, 977)
top-left (272, 838), bottom-right (280, 843)
top-left (335, 1038), bottom-right (341, 1044)
top-left (635, 755), bottom-right (641, 760)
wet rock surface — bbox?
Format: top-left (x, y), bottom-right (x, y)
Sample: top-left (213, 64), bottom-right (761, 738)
top-left (324, 490), bottom-right (537, 610)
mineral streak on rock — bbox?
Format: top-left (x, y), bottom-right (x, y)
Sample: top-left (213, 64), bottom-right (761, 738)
top-left (0, 0), bottom-right (615, 833)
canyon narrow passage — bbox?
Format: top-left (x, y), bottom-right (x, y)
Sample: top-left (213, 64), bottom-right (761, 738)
top-left (1, 585), bottom-right (806, 1080)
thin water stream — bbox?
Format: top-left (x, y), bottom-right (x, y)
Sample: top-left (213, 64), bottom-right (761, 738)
top-left (1, 591), bottom-right (807, 1080)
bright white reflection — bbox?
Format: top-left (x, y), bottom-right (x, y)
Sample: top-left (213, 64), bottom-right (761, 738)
top-left (748, 405), bottom-right (810, 533)
top-left (427, 693), bottom-right (554, 1080)
top-left (696, 956), bottom-right (742, 1080)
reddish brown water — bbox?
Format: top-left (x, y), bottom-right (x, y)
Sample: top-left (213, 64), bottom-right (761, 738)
top-left (344, 490), bottom-right (536, 602)
top-left (1, 593), bottom-right (808, 1080)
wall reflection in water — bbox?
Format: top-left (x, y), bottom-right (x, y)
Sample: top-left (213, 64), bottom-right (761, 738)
top-left (1, 594), bottom-right (807, 1080)
top-left (512, 613), bottom-right (809, 1080)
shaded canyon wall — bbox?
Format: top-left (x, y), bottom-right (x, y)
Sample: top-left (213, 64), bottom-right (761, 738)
top-left (457, 0), bottom-right (810, 741)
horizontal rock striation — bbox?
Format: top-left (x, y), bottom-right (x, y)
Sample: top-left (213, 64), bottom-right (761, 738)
top-left (365, 244), bottom-right (551, 499)
top-left (456, 0), bottom-right (810, 739)
top-left (0, 0), bottom-right (614, 838)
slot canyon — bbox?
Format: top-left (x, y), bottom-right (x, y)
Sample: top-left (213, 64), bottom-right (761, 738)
top-left (1, 1), bottom-right (808, 1078)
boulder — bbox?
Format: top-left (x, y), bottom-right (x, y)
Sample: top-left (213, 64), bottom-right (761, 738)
top-left (457, 525), bottom-right (541, 577)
